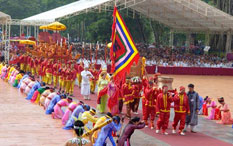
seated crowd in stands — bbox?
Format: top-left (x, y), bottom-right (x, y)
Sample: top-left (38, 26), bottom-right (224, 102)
top-left (71, 43), bottom-right (233, 68)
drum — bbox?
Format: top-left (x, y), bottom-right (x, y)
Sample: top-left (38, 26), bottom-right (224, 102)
top-left (158, 76), bottom-right (173, 90)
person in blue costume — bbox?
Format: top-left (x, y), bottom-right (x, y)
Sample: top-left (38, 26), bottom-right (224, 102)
top-left (26, 81), bottom-right (45, 100)
top-left (45, 94), bottom-right (66, 114)
top-left (17, 72), bottom-right (30, 88)
top-left (94, 116), bottom-right (122, 146)
top-left (63, 104), bottom-right (90, 130)
top-left (198, 95), bottom-right (204, 115)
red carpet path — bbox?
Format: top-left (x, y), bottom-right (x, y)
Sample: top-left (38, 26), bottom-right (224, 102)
top-left (73, 86), bottom-right (233, 146)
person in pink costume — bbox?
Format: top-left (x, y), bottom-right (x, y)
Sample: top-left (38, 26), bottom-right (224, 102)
top-left (0, 64), bottom-right (7, 79)
top-left (52, 97), bottom-right (72, 119)
top-left (19, 77), bottom-right (31, 93)
top-left (61, 101), bottom-right (79, 125)
top-left (25, 78), bottom-right (36, 94)
top-left (44, 91), bottom-right (57, 110)
top-left (206, 98), bottom-right (217, 120)
top-left (217, 97), bottom-right (233, 125)
top-left (9, 70), bottom-right (18, 85)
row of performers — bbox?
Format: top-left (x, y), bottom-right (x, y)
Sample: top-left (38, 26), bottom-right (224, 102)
top-left (9, 54), bottom-right (103, 95)
top-left (0, 63), bottom-right (146, 146)
top-left (0, 60), bottom-right (195, 134)
top-left (0, 61), bottom-right (197, 136)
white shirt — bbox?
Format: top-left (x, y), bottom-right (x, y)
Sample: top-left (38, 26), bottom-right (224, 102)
top-left (81, 70), bottom-right (93, 85)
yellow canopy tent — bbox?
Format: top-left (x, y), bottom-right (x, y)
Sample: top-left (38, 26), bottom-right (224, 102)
top-left (47, 21), bottom-right (66, 31)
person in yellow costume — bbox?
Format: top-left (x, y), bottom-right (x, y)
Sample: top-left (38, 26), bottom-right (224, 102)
top-left (0, 62), bottom-right (4, 75)
top-left (77, 62), bottom-right (84, 88)
top-left (69, 64), bottom-right (77, 96)
top-left (79, 108), bottom-right (98, 132)
top-left (97, 71), bottom-right (109, 114)
top-left (91, 112), bottom-right (112, 143)
top-left (45, 66), bottom-right (53, 85)
top-left (89, 64), bottom-right (98, 94)
top-left (0, 62), bottom-right (3, 75)
top-left (13, 71), bottom-right (24, 87)
top-left (65, 68), bottom-right (72, 95)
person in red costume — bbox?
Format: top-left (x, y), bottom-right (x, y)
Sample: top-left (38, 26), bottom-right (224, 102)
top-left (89, 64), bottom-right (99, 94)
top-left (30, 57), bottom-right (36, 76)
top-left (45, 60), bottom-right (53, 85)
top-left (131, 77), bottom-right (143, 115)
top-left (122, 78), bottom-right (134, 119)
top-left (52, 61), bottom-right (60, 88)
top-left (77, 62), bottom-right (84, 88)
top-left (143, 81), bottom-right (158, 129)
top-left (172, 86), bottom-right (190, 135)
top-left (69, 64), bottom-right (77, 96)
top-left (156, 85), bottom-right (173, 135)
top-left (141, 76), bottom-right (149, 121)
top-left (118, 81), bottom-right (124, 114)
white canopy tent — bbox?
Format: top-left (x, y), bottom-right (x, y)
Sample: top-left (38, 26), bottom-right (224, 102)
top-left (0, 11), bottom-right (11, 63)
top-left (23, 0), bottom-right (233, 33)
top-left (23, 0), bottom-right (112, 23)
top-left (0, 12), bottom-right (11, 24)
top-left (23, 0), bottom-right (233, 52)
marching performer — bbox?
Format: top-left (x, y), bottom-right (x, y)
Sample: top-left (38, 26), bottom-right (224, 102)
top-left (143, 81), bottom-right (157, 129)
top-left (131, 77), bottom-right (142, 114)
top-left (172, 86), bottom-right (190, 135)
top-left (156, 85), bottom-right (173, 135)
top-left (123, 78), bottom-right (134, 119)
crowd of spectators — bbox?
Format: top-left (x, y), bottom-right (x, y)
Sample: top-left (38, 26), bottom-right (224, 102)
top-left (72, 42), bottom-right (233, 68)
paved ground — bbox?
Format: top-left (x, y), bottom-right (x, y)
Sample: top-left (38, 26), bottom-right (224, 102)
top-left (0, 81), bottom-right (72, 146)
top-left (1, 75), bottom-right (233, 146)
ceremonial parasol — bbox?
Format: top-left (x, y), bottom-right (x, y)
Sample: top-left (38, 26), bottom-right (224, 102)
top-left (19, 40), bottom-right (36, 46)
top-left (39, 25), bottom-right (48, 30)
top-left (47, 21), bottom-right (66, 31)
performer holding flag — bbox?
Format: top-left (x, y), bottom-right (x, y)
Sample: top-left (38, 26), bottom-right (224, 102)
top-left (106, 6), bottom-right (140, 118)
